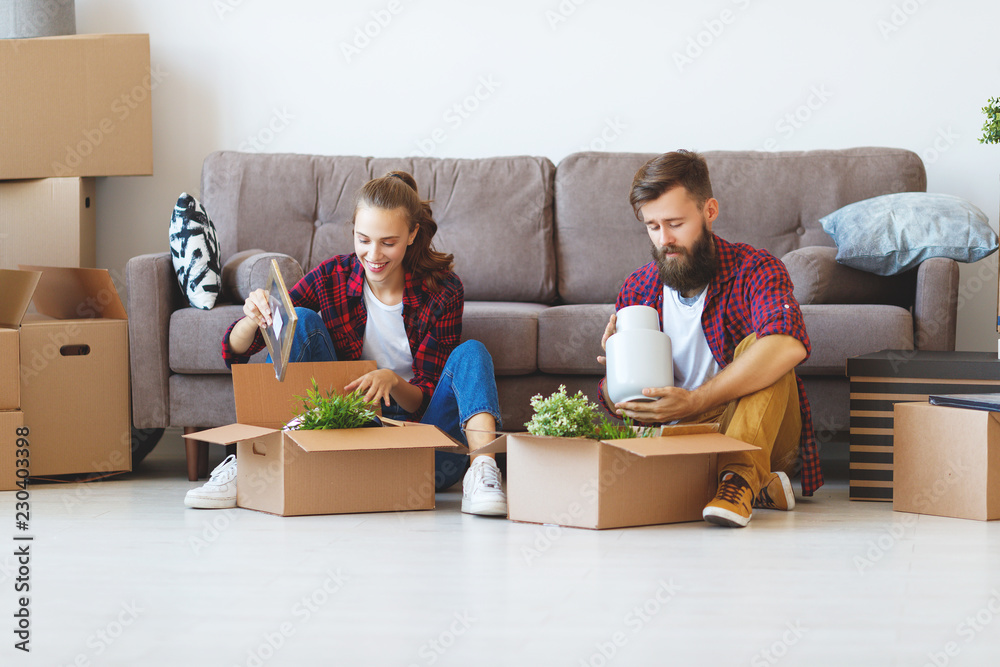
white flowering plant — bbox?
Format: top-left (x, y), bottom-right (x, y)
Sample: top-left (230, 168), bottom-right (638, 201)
top-left (525, 385), bottom-right (600, 438)
top-left (525, 385), bottom-right (658, 439)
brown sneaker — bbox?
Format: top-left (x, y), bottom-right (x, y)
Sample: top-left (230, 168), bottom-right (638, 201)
top-left (753, 471), bottom-right (796, 511)
top-left (703, 472), bottom-right (753, 528)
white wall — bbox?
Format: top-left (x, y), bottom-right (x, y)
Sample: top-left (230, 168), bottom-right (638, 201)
top-left (78, 0), bottom-right (1000, 351)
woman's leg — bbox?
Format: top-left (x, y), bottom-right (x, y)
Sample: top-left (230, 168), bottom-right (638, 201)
top-left (285, 307), bottom-right (338, 363)
top-left (422, 340), bottom-right (502, 491)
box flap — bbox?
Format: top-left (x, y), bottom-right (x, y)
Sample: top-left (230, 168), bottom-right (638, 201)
top-left (233, 360), bottom-right (378, 428)
top-left (183, 423), bottom-right (278, 445)
top-left (19, 266), bottom-right (126, 320)
top-left (601, 432), bottom-right (760, 457)
top-left (284, 422), bottom-right (458, 452)
top-left (381, 417), bottom-right (467, 450)
top-left (472, 433), bottom-right (508, 455)
top-left (0, 269), bottom-right (41, 328)
top-left (655, 423), bottom-right (720, 436)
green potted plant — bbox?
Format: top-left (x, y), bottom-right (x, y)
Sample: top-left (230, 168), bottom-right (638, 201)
top-left (980, 97), bottom-right (1000, 144)
top-left (524, 385), bottom-right (655, 439)
top-left (288, 379), bottom-right (380, 430)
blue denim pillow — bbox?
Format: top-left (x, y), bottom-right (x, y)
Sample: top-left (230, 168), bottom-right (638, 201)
top-left (818, 193), bottom-right (998, 276)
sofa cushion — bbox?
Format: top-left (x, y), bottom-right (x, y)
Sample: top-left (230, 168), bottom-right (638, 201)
top-left (554, 148), bottom-right (926, 304)
top-left (461, 302), bottom-right (547, 376)
top-left (172, 301), bottom-right (543, 376)
top-left (170, 305), bottom-right (267, 373)
top-left (781, 246), bottom-right (915, 306)
top-left (798, 304), bottom-right (913, 375)
top-left (537, 304), bottom-right (615, 374)
top-left (818, 193), bottom-right (998, 275)
top-left (201, 152), bottom-right (355, 271)
top-left (361, 156), bottom-right (557, 303)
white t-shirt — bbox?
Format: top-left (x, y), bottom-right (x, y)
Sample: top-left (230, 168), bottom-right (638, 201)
top-left (661, 285), bottom-right (721, 391)
top-left (361, 280), bottom-right (414, 382)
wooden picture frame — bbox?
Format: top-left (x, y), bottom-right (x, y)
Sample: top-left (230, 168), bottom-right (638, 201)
top-left (260, 258), bottom-right (298, 382)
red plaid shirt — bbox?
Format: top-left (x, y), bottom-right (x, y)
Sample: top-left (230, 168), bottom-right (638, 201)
top-left (605, 234), bottom-right (823, 496)
top-left (222, 254), bottom-right (463, 416)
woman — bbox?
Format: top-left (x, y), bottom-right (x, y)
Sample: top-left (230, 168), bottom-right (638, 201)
top-left (184, 171), bottom-right (505, 516)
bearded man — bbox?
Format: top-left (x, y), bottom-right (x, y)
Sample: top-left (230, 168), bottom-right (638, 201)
top-left (598, 150), bottom-right (823, 527)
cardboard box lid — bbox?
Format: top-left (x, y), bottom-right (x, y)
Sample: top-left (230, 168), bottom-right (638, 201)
top-left (185, 421), bottom-right (459, 452)
top-left (18, 266), bottom-right (125, 320)
top-left (182, 423), bottom-right (275, 445)
top-left (0, 269), bottom-right (41, 328)
top-left (478, 424), bottom-right (758, 457)
top-left (601, 432), bottom-right (758, 457)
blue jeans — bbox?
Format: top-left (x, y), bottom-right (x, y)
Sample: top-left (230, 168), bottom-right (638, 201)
top-left (284, 307), bottom-right (501, 491)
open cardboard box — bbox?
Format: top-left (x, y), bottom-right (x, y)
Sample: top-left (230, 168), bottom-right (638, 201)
top-left (477, 424), bottom-right (760, 530)
top-left (17, 266), bottom-right (130, 477)
top-left (893, 402), bottom-right (1000, 521)
top-left (186, 361), bottom-right (464, 517)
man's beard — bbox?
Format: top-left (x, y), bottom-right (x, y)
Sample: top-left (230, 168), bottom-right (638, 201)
top-left (651, 227), bottom-right (718, 295)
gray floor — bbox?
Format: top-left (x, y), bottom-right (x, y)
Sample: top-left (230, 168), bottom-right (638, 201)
top-left (3, 430), bottom-right (1000, 666)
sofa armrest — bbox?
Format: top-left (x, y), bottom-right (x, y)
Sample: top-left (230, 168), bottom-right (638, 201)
top-left (913, 257), bottom-right (959, 351)
top-left (222, 251), bottom-right (304, 302)
top-left (126, 252), bottom-right (182, 429)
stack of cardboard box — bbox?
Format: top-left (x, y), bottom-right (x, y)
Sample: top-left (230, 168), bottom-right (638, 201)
top-left (0, 33), bottom-right (154, 269)
top-left (0, 33), bottom-right (153, 485)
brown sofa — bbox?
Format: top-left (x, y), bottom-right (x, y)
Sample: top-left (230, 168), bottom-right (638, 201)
top-left (126, 147), bottom-right (958, 472)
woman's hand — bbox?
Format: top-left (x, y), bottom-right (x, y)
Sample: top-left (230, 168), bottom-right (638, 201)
top-left (228, 289), bottom-right (272, 355)
top-left (243, 288), bottom-right (272, 328)
top-left (345, 369), bottom-right (399, 407)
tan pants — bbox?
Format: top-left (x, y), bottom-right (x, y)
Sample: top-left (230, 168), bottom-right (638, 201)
top-left (679, 334), bottom-right (801, 497)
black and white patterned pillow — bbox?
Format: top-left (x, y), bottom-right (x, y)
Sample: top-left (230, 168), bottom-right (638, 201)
top-left (169, 193), bottom-right (222, 310)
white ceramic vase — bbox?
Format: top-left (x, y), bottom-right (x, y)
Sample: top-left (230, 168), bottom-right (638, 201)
top-left (606, 305), bottom-right (673, 403)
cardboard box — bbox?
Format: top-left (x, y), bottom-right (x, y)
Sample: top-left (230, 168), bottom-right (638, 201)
top-left (1, 178), bottom-right (96, 270)
top-left (477, 425), bottom-right (759, 530)
top-left (0, 34), bottom-right (154, 179)
top-left (186, 362), bottom-right (462, 517)
top-left (893, 402), bottom-right (1000, 521)
top-left (0, 411), bottom-right (25, 491)
top-left (0, 269), bottom-right (42, 410)
top-left (16, 266), bottom-right (130, 476)
top-left (847, 350), bottom-right (1000, 501)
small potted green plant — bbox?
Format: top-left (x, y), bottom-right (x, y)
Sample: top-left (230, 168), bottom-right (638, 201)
top-left (288, 379), bottom-right (380, 430)
top-left (524, 385), bottom-right (656, 439)
top-left (980, 97), bottom-right (1000, 144)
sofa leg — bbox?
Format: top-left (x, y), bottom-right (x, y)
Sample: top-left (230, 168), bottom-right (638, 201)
top-left (198, 442), bottom-right (209, 479)
top-left (183, 427), bottom-right (202, 482)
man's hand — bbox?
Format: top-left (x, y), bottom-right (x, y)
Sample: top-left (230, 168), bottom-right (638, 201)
top-left (613, 386), bottom-right (704, 424)
top-left (597, 312), bottom-right (617, 366)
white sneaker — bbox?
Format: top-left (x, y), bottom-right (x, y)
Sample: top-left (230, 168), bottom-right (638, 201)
top-left (184, 455), bottom-right (237, 509)
top-left (461, 456), bottom-right (508, 516)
